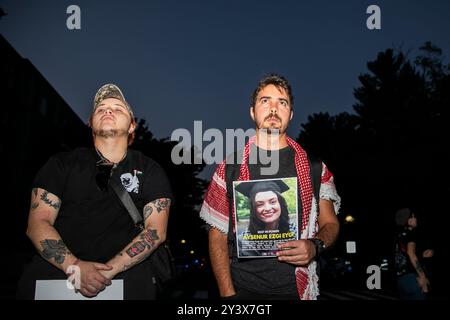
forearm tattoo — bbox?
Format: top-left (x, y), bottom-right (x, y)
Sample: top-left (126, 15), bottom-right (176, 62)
top-left (143, 198), bottom-right (170, 220)
top-left (40, 239), bottom-right (71, 265)
top-left (30, 188), bottom-right (39, 211)
top-left (154, 198), bottom-right (171, 213)
top-left (126, 229), bottom-right (160, 258)
top-left (143, 203), bottom-right (153, 221)
top-left (122, 251), bottom-right (151, 272)
top-left (415, 260), bottom-right (424, 273)
top-left (40, 191), bottom-right (61, 210)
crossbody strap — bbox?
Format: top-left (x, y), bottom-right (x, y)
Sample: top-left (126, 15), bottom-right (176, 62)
top-left (109, 174), bottom-right (144, 231)
top-left (307, 154), bottom-right (322, 212)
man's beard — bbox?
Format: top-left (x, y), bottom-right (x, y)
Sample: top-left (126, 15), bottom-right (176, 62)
top-left (261, 128), bottom-right (280, 135)
top-left (261, 114), bottom-right (282, 135)
top-left (93, 129), bottom-right (128, 139)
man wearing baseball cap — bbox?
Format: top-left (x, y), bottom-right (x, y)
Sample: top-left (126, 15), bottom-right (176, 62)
top-left (17, 84), bottom-right (173, 300)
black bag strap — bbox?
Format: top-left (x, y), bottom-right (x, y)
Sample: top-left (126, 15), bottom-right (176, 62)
top-left (109, 171), bottom-right (145, 231)
top-left (308, 153), bottom-right (322, 213)
top-left (306, 153), bottom-right (323, 284)
top-left (225, 161), bottom-right (239, 248)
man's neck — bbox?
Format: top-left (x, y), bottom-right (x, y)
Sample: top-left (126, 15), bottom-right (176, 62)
top-left (94, 138), bottom-right (128, 163)
top-left (255, 129), bottom-right (288, 150)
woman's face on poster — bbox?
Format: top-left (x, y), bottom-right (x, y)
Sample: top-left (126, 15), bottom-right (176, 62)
top-left (254, 191), bottom-right (281, 225)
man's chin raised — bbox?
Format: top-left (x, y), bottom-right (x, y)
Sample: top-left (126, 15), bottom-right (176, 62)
top-left (94, 129), bottom-right (128, 138)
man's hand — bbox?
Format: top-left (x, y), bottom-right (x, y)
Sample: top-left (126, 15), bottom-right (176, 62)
top-left (423, 249), bottom-right (434, 258)
top-left (417, 275), bottom-right (430, 293)
top-left (98, 266), bottom-right (118, 283)
top-left (276, 200), bottom-right (338, 266)
top-left (72, 260), bottom-right (113, 297)
top-left (276, 240), bottom-right (316, 266)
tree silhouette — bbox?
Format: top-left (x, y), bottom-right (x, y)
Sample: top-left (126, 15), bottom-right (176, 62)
top-left (297, 43), bottom-right (449, 289)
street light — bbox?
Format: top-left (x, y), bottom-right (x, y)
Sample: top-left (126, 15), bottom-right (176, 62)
top-left (345, 215), bottom-right (355, 223)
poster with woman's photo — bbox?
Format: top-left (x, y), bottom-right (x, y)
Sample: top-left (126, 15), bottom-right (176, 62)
top-left (233, 177), bottom-right (299, 258)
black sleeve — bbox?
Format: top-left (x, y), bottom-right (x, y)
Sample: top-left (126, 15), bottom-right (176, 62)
top-left (406, 229), bottom-right (418, 246)
top-left (32, 156), bottom-right (67, 199)
top-left (141, 162), bottom-right (173, 205)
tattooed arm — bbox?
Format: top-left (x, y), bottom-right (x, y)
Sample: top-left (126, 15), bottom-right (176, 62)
top-left (101, 198), bottom-right (171, 279)
top-left (26, 188), bottom-right (78, 272)
top-left (407, 241), bottom-right (430, 293)
top-left (26, 188), bottom-right (112, 297)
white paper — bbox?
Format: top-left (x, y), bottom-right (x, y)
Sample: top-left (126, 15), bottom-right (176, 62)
top-left (346, 241), bottom-right (357, 254)
top-left (35, 280), bottom-right (123, 300)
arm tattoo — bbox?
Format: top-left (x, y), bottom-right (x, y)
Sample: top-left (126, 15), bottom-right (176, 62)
top-left (30, 188), bottom-right (39, 211)
top-left (415, 260), bottom-right (424, 273)
top-left (143, 204), bottom-right (153, 221)
top-left (143, 198), bottom-right (170, 220)
top-left (122, 251), bottom-right (152, 272)
top-left (126, 229), bottom-right (159, 258)
top-left (40, 239), bottom-right (71, 265)
top-left (40, 191), bottom-right (61, 210)
top-left (153, 198), bottom-right (171, 213)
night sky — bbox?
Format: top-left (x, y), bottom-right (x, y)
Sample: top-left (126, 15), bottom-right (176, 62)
top-left (2, 0), bottom-right (450, 139)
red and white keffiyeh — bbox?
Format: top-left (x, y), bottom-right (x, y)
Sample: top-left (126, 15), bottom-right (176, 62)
top-left (200, 135), bottom-right (340, 300)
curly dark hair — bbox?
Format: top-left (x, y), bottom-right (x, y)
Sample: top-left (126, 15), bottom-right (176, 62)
top-left (248, 191), bottom-right (291, 234)
top-left (251, 73), bottom-right (294, 109)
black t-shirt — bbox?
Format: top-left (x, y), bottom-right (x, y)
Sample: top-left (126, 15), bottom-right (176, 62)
top-left (19, 148), bottom-right (172, 298)
top-left (394, 227), bottom-right (417, 276)
top-left (230, 145), bottom-right (299, 297)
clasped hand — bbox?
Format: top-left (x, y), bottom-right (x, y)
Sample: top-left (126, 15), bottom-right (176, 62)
top-left (67, 260), bottom-right (114, 298)
top-left (276, 240), bottom-right (316, 266)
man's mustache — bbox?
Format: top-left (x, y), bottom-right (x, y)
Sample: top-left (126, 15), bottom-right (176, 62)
top-left (264, 114), bottom-right (281, 122)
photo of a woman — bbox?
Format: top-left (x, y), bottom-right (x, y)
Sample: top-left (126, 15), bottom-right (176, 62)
top-left (234, 178), bottom-right (298, 257)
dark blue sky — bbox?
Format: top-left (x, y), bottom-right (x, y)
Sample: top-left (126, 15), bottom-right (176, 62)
top-left (2, 0), bottom-right (450, 140)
